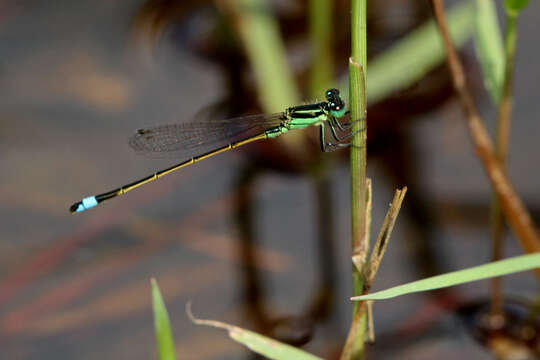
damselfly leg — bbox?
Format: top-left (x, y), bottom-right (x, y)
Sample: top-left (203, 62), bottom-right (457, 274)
top-left (319, 120), bottom-right (366, 152)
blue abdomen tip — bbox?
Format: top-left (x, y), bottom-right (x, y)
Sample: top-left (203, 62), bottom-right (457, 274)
top-left (71, 196), bottom-right (98, 213)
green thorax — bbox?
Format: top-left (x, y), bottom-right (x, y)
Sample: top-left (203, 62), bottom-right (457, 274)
top-left (286, 103), bottom-right (329, 130)
top-left (264, 88), bottom-right (347, 139)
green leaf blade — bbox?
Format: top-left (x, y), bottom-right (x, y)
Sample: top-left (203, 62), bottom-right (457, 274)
top-left (352, 253), bottom-right (540, 301)
top-left (187, 304), bottom-right (322, 360)
top-left (474, 0), bottom-right (505, 104)
top-left (229, 328), bottom-right (322, 360)
top-left (151, 279), bottom-right (177, 360)
top-left (365, 0), bottom-right (475, 104)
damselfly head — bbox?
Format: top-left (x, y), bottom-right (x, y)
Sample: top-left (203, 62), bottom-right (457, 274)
top-left (325, 88), bottom-right (346, 117)
top-left (325, 88), bottom-right (340, 100)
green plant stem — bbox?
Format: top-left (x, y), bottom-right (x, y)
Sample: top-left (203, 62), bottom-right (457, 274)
top-left (341, 301), bottom-right (367, 360)
top-left (345, 184), bottom-right (407, 356)
top-left (309, 0), bottom-right (333, 98)
top-left (490, 9), bottom-right (518, 317)
top-left (346, 0), bottom-right (368, 358)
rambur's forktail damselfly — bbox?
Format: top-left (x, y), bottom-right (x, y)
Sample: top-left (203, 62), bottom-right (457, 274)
top-left (70, 88), bottom-right (362, 213)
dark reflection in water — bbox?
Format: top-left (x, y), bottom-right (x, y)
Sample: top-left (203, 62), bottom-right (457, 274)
top-left (1, 1), bottom-right (540, 359)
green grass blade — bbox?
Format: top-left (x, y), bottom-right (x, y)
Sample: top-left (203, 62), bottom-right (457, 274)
top-left (229, 0), bottom-right (299, 112)
top-left (340, 0), bottom-right (474, 105)
top-left (229, 329), bottom-right (322, 360)
top-left (474, 0), bottom-right (504, 104)
top-left (151, 279), bottom-right (177, 360)
top-left (187, 304), bottom-right (322, 360)
top-left (352, 253), bottom-right (540, 301)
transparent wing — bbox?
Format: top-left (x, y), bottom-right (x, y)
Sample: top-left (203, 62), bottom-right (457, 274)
top-left (128, 112), bottom-right (285, 158)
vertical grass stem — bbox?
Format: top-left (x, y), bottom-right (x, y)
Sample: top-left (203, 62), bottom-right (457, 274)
top-left (347, 0), bottom-right (368, 358)
top-left (490, 8), bottom-right (518, 317)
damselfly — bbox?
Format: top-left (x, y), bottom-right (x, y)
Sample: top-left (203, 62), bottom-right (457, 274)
top-left (70, 88), bottom-right (362, 213)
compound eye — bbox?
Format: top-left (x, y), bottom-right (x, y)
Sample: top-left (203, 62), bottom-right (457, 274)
top-left (329, 101), bottom-right (342, 111)
top-left (326, 88), bottom-right (339, 100)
